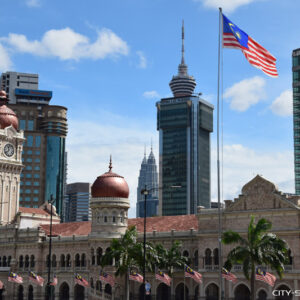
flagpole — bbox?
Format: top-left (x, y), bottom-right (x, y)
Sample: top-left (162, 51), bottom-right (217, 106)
top-left (217, 7), bottom-right (224, 300)
top-left (183, 265), bottom-right (186, 300)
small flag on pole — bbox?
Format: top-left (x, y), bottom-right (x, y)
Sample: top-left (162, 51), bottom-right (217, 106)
top-left (222, 268), bottom-right (237, 283)
top-left (0, 280), bottom-right (3, 289)
top-left (222, 13), bottom-right (278, 77)
top-left (8, 272), bottom-right (23, 284)
top-left (255, 267), bottom-right (276, 287)
top-left (50, 274), bottom-right (58, 286)
top-left (75, 274), bottom-right (89, 287)
top-left (29, 271), bottom-right (44, 286)
top-left (155, 270), bottom-right (171, 286)
top-left (99, 270), bottom-right (115, 286)
top-left (184, 265), bottom-right (202, 284)
top-left (129, 270), bottom-right (143, 283)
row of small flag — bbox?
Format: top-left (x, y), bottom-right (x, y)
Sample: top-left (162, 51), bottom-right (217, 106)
top-left (0, 265), bottom-right (277, 290)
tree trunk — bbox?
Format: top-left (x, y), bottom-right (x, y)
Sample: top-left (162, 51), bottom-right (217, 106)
top-left (125, 272), bottom-right (129, 300)
top-left (250, 263), bottom-right (255, 300)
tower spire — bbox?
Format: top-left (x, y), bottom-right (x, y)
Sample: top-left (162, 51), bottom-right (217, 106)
top-left (144, 144), bottom-right (146, 157)
top-left (181, 20), bottom-right (185, 65)
top-left (108, 155), bottom-right (112, 172)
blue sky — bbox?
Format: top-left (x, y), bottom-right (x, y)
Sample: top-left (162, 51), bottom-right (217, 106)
top-left (0, 0), bottom-right (297, 216)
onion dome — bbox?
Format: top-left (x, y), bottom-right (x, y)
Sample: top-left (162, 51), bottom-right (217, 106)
top-left (0, 90), bottom-right (18, 130)
top-left (169, 21), bottom-right (196, 97)
top-left (91, 157), bottom-right (129, 198)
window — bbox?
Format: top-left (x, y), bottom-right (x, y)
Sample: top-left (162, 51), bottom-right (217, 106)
top-left (33, 189), bottom-right (39, 194)
top-left (25, 189), bottom-right (31, 194)
top-left (26, 174), bottom-right (32, 178)
top-left (20, 120), bottom-right (26, 130)
top-left (33, 197), bottom-right (38, 202)
top-left (26, 158), bottom-right (32, 162)
top-left (34, 174), bottom-right (40, 178)
top-left (34, 166), bottom-right (40, 171)
top-left (26, 166), bottom-right (32, 170)
top-left (35, 136), bottom-right (41, 147)
top-left (25, 197), bottom-right (30, 202)
top-left (35, 158), bottom-right (40, 163)
top-left (27, 120), bottom-right (34, 130)
top-left (27, 136), bottom-right (33, 147)
top-left (33, 182), bottom-right (39, 186)
top-left (27, 150), bottom-right (32, 155)
top-left (35, 150), bottom-right (40, 155)
top-left (21, 173), bottom-right (24, 178)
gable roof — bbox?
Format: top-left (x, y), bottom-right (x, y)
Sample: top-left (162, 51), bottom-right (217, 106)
top-left (39, 215), bottom-right (199, 237)
top-left (19, 207), bottom-right (50, 216)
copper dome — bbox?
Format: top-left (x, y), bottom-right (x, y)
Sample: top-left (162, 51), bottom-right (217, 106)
top-left (0, 91), bottom-right (18, 130)
top-left (91, 159), bottom-right (129, 198)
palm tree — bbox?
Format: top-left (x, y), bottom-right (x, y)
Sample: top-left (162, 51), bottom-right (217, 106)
top-left (222, 216), bottom-right (289, 300)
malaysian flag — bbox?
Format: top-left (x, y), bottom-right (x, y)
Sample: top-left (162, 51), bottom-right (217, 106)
top-left (129, 270), bottom-right (143, 283)
top-left (222, 268), bottom-right (237, 283)
top-left (155, 270), bottom-right (171, 287)
top-left (75, 274), bottom-right (89, 287)
top-left (100, 270), bottom-right (115, 286)
top-left (184, 265), bottom-right (202, 284)
top-left (8, 272), bottom-right (23, 284)
top-left (255, 267), bottom-right (276, 287)
top-left (50, 274), bottom-right (58, 286)
top-left (222, 14), bottom-right (278, 77)
top-left (29, 271), bottom-right (44, 287)
top-left (0, 280), bottom-right (3, 289)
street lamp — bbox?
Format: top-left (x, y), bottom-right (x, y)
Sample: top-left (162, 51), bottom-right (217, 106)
top-left (46, 194), bottom-right (55, 300)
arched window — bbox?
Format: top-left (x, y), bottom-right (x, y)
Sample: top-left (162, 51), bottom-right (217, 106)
top-left (60, 254), bottom-right (66, 268)
top-left (18, 285), bottom-right (24, 300)
top-left (104, 216), bottom-right (108, 223)
top-left (2, 256), bottom-right (7, 267)
top-left (96, 280), bottom-right (102, 291)
top-left (19, 255), bottom-right (24, 268)
top-left (8, 256), bottom-right (11, 267)
top-left (90, 278), bottom-right (94, 289)
top-left (194, 250), bottom-right (199, 268)
top-left (205, 249), bottom-right (212, 265)
top-left (213, 248), bottom-right (219, 265)
top-left (66, 254), bottom-right (71, 268)
top-left (52, 255), bottom-right (57, 268)
top-left (75, 254), bottom-right (80, 267)
top-left (25, 255), bottom-right (29, 269)
top-left (30, 255), bottom-right (35, 268)
top-left (257, 290), bottom-right (267, 300)
top-left (91, 248), bottom-right (95, 265)
top-left (28, 285), bottom-right (34, 300)
top-left (287, 249), bottom-right (293, 265)
top-left (81, 254), bottom-right (86, 267)
top-left (97, 248), bottom-right (102, 266)
top-left (112, 216), bottom-right (116, 223)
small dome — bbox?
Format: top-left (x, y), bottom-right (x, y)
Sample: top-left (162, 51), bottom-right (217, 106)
top-left (0, 91), bottom-right (18, 130)
top-left (91, 158), bottom-right (129, 198)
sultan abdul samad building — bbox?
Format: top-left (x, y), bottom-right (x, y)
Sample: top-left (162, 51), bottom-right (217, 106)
top-left (0, 87), bottom-right (300, 300)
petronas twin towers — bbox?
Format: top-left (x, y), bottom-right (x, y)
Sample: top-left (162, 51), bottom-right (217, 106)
top-left (136, 147), bottom-right (159, 217)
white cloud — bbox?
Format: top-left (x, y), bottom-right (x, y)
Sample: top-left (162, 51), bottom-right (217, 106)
top-left (66, 116), bottom-right (158, 218)
top-left (270, 90), bottom-right (293, 117)
top-left (224, 76), bottom-right (266, 112)
top-left (3, 27), bottom-right (129, 61)
top-left (25, 0), bottom-right (41, 7)
top-left (136, 51), bottom-right (147, 69)
top-left (195, 0), bottom-right (258, 13)
top-left (143, 90), bottom-right (160, 99)
top-left (0, 44), bottom-right (12, 71)
top-left (211, 144), bottom-right (294, 202)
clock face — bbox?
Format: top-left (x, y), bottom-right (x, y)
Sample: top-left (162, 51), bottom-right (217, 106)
top-left (4, 143), bottom-right (14, 157)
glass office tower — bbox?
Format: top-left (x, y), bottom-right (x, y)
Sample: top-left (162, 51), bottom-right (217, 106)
top-left (157, 23), bottom-right (213, 216)
top-left (293, 49), bottom-right (300, 194)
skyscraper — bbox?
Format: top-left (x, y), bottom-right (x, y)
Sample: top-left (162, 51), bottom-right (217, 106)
top-left (156, 23), bottom-right (213, 216)
top-left (293, 48), bottom-right (300, 194)
top-left (1, 71), bottom-right (67, 215)
top-left (136, 147), bottom-right (159, 217)
top-left (64, 182), bottom-right (91, 222)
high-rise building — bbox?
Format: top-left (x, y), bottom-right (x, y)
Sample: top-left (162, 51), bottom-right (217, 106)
top-left (1, 71), bottom-right (67, 215)
top-left (64, 182), bottom-right (91, 222)
top-left (156, 23), bottom-right (213, 216)
top-left (136, 147), bottom-right (159, 217)
top-left (293, 49), bottom-right (300, 194)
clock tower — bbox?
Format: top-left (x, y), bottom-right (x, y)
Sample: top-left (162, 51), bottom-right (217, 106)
top-left (0, 90), bottom-right (24, 225)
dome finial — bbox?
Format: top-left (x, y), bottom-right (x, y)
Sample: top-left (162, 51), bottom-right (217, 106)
top-left (181, 19), bottom-right (185, 65)
top-left (109, 155), bottom-right (112, 172)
